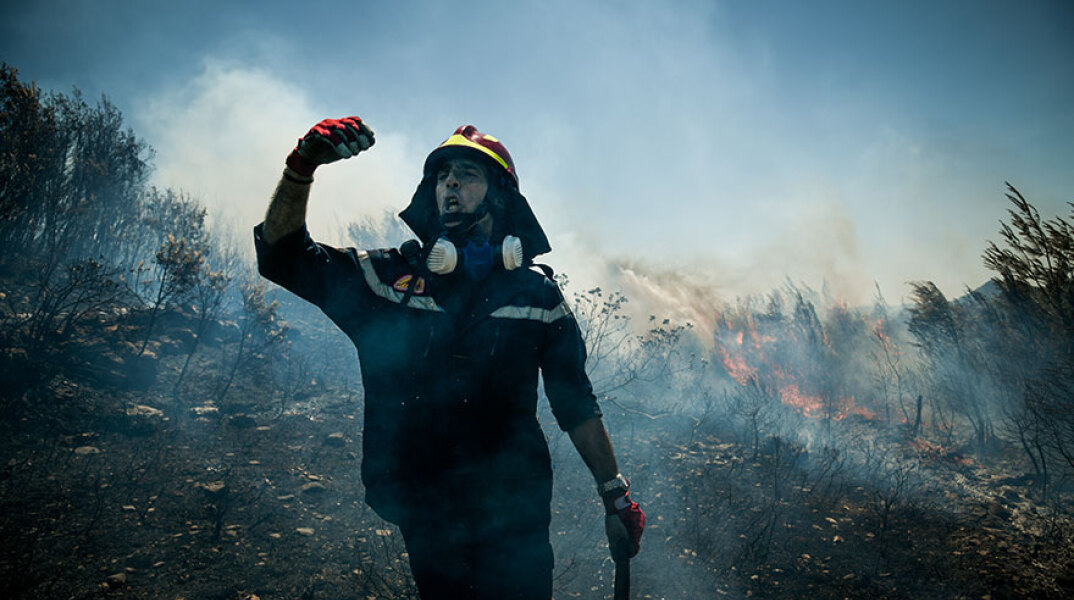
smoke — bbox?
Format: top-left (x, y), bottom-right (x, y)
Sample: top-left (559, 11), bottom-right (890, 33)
top-left (9, 0), bottom-right (1072, 314)
top-left (131, 32), bottom-right (1016, 308)
top-left (130, 59), bottom-right (1023, 449)
top-left (749, 193), bottom-right (871, 304)
top-left (134, 58), bottom-right (950, 376)
top-left (135, 60), bottom-right (421, 250)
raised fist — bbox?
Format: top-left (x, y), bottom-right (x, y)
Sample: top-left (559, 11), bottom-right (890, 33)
top-left (286, 116), bottom-right (374, 177)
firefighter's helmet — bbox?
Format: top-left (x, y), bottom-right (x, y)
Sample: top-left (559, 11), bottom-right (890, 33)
top-left (423, 125), bottom-right (519, 188)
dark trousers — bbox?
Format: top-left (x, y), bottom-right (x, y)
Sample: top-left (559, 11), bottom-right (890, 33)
top-left (399, 518), bottom-right (553, 599)
top-left (397, 484), bottom-right (554, 600)
top-left (390, 436), bottom-right (557, 599)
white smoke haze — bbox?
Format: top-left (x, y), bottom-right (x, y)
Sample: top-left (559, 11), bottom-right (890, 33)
top-left (5, 0), bottom-right (1070, 307)
top-left (611, 263), bottom-right (728, 345)
top-left (130, 0), bottom-right (1066, 325)
top-left (133, 62), bottom-right (752, 328)
top-left (752, 194), bottom-right (872, 304)
top-left (137, 63), bottom-right (310, 230)
top-left (136, 62), bottom-right (422, 250)
top-left (133, 59), bottom-right (973, 336)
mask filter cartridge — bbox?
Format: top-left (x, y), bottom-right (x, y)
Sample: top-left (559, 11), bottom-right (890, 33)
top-left (423, 235), bottom-right (524, 276)
top-left (501, 235), bottom-right (523, 270)
top-left (426, 238), bottom-right (458, 275)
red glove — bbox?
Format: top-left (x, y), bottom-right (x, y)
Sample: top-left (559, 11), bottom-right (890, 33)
top-left (603, 490), bottom-right (645, 560)
top-left (286, 116), bottom-right (374, 177)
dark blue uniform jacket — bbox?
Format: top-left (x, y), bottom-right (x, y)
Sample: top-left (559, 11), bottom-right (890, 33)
top-left (254, 224), bottom-right (601, 524)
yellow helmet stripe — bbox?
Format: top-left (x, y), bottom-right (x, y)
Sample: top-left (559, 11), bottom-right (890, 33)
top-left (439, 134), bottom-right (511, 173)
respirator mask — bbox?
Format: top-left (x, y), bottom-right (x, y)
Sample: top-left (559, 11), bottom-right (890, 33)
top-left (425, 234), bottom-right (524, 280)
top-left (399, 208), bottom-right (525, 282)
top-left (422, 194), bottom-right (525, 281)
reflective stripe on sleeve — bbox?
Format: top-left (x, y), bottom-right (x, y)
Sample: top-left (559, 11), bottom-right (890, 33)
top-left (490, 301), bottom-right (572, 323)
top-left (356, 251), bottom-right (444, 312)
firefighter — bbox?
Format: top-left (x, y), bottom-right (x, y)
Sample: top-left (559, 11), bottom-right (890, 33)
top-left (255, 117), bottom-right (645, 599)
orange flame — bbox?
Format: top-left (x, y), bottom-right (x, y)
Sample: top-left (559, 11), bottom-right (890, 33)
top-left (778, 383), bottom-right (825, 418)
top-left (715, 310), bottom-right (876, 422)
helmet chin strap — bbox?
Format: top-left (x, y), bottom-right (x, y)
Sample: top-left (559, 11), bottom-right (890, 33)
top-left (440, 200), bottom-right (490, 243)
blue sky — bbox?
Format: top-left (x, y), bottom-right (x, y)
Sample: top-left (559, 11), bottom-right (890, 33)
top-left (3, 0), bottom-right (1072, 309)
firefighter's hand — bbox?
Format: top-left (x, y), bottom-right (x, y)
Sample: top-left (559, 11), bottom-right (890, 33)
top-left (604, 491), bottom-right (645, 560)
top-left (286, 116), bottom-right (374, 177)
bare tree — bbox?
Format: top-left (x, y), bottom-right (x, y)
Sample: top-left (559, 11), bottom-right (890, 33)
top-left (15, 258), bottom-right (126, 358)
top-left (137, 232), bottom-right (208, 356)
top-left (172, 264), bottom-right (229, 396)
top-left (218, 278), bottom-right (288, 406)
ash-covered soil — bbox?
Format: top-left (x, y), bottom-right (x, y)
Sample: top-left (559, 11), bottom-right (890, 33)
top-left (1, 313), bottom-right (1072, 600)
